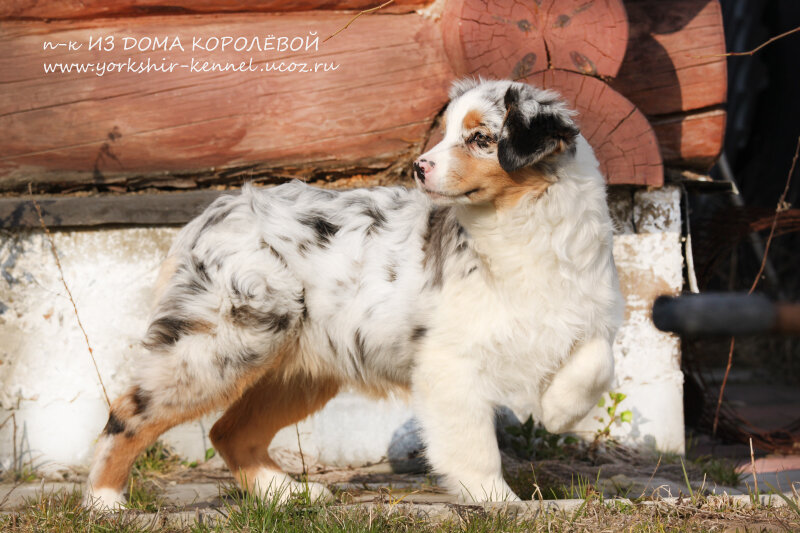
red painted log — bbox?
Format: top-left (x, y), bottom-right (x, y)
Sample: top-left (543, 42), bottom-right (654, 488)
top-left (1, 0), bottom-right (428, 20)
top-left (611, 0), bottom-right (727, 116)
top-left (651, 109), bottom-right (726, 168)
top-left (0, 0), bottom-right (727, 193)
top-left (442, 0), bottom-right (629, 79)
top-left (0, 13), bottom-right (453, 192)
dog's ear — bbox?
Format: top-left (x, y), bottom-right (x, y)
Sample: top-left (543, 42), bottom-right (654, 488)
top-left (498, 86), bottom-right (580, 173)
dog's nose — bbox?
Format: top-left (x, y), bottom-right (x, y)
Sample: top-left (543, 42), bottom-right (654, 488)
top-left (414, 158), bottom-right (434, 183)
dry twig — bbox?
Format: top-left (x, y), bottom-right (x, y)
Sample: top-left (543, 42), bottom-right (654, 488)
top-left (693, 25), bottom-right (800, 59)
top-left (748, 136), bottom-right (799, 294)
top-left (28, 184), bottom-right (111, 408)
top-left (712, 136), bottom-right (799, 436)
top-left (323, 0), bottom-right (394, 43)
top-left (295, 423), bottom-right (307, 477)
top-left (749, 438), bottom-right (759, 496)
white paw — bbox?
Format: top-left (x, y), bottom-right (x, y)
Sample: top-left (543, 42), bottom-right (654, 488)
top-left (251, 468), bottom-right (334, 504)
top-left (301, 481), bottom-right (335, 502)
top-left (83, 486), bottom-right (125, 510)
top-left (540, 408), bottom-right (575, 435)
top-left (455, 479), bottom-right (521, 503)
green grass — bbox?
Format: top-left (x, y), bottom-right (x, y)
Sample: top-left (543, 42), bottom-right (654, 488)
top-left (1, 490), bottom-right (155, 533)
top-left (692, 456), bottom-right (742, 487)
top-left (2, 484), bottom-right (799, 532)
top-left (505, 465), bottom-right (607, 501)
top-left (132, 441), bottom-right (181, 476)
top-left (661, 450), bottom-right (742, 488)
top-left (504, 417), bottom-right (581, 461)
top-left (125, 441), bottom-right (180, 511)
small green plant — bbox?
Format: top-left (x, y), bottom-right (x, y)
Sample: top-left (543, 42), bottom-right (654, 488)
top-left (132, 441), bottom-right (180, 476)
top-left (205, 447), bottom-right (216, 461)
top-left (126, 441), bottom-right (180, 511)
top-left (183, 446), bottom-right (216, 468)
top-left (680, 457), bottom-right (696, 503)
top-left (126, 476), bottom-right (163, 512)
top-left (693, 455), bottom-right (742, 487)
top-left (8, 465), bottom-right (38, 483)
top-left (593, 392), bottom-right (633, 445)
top-left (505, 416), bottom-right (579, 460)
top-left (765, 482), bottom-right (800, 518)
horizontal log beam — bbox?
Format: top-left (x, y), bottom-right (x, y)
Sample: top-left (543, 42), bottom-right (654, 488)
top-left (0, 0), bottom-right (728, 195)
top-left (0, 12), bottom-right (452, 192)
top-left (651, 108), bottom-right (726, 169)
top-left (1, 179), bottom-right (644, 228)
top-left (2, 0), bottom-right (428, 20)
top-left (0, 190), bottom-right (226, 227)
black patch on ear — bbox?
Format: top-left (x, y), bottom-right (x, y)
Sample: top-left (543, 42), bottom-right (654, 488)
top-left (498, 86), bottom-right (579, 173)
top-left (103, 412), bottom-right (125, 436)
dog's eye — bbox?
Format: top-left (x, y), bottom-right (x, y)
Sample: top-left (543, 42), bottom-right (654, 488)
top-left (468, 132), bottom-right (493, 149)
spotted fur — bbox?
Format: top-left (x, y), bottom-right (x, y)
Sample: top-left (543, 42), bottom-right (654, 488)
top-left (85, 79), bottom-right (623, 508)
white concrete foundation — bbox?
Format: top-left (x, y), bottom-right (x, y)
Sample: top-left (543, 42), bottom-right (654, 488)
top-left (0, 186), bottom-right (684, 473)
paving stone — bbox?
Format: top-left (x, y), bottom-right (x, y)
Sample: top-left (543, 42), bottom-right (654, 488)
top-left (162, 482), bottom-right (224, 507)
top-left (0, 481), bottom-right (81, 510)
top-left (740, 469), bottom-right (800, 492)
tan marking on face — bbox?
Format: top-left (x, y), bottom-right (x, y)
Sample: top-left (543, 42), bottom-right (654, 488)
top-left (462, 109), bottom-right (483, 131)
top-left (447, 148), bottom-right (554, 210)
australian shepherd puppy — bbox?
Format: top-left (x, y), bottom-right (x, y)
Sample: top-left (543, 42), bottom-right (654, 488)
top-left (85, 79), bottom-right (623, 507)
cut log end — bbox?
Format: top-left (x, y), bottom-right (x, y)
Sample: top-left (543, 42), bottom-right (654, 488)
top-left (443, 0), bottom-right (629, 80)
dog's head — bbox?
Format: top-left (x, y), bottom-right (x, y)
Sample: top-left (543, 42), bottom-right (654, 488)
top-left (414, 79), bottom-right (579, 208)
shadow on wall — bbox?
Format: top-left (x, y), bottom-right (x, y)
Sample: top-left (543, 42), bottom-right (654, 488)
top-left (612, 0), bottom-right (712, 167)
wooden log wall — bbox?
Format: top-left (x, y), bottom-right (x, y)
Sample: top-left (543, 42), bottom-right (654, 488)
top-left (0, 0), bottom-right (727, 215)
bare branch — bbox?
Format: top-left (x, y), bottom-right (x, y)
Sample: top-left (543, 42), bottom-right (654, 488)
top-left (694, 25), bottom-right (800, 59)
top-left (323, 0), bottom-right (395, 43)
top-left (28, 184), bottom-right (111, 408)
top-left (748, 135), bottom-right (799, 294)
top-left (712, 135), bottom-right (799, 437)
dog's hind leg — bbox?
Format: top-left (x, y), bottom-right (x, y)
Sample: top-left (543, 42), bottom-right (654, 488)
top-left (83, 347), bottom-right (271, 510)
top-left (540, 336), bottom-right (614, 434)
top-left (209, 371), bottom-right (339, 503)
top-left (84, 302), bottom-right (302, 508)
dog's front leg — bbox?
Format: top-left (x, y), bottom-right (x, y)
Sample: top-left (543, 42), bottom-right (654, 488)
top-left (412, 354), bottom-right (519, 503)
top-left (540, 336), bottom-right (614, 434)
